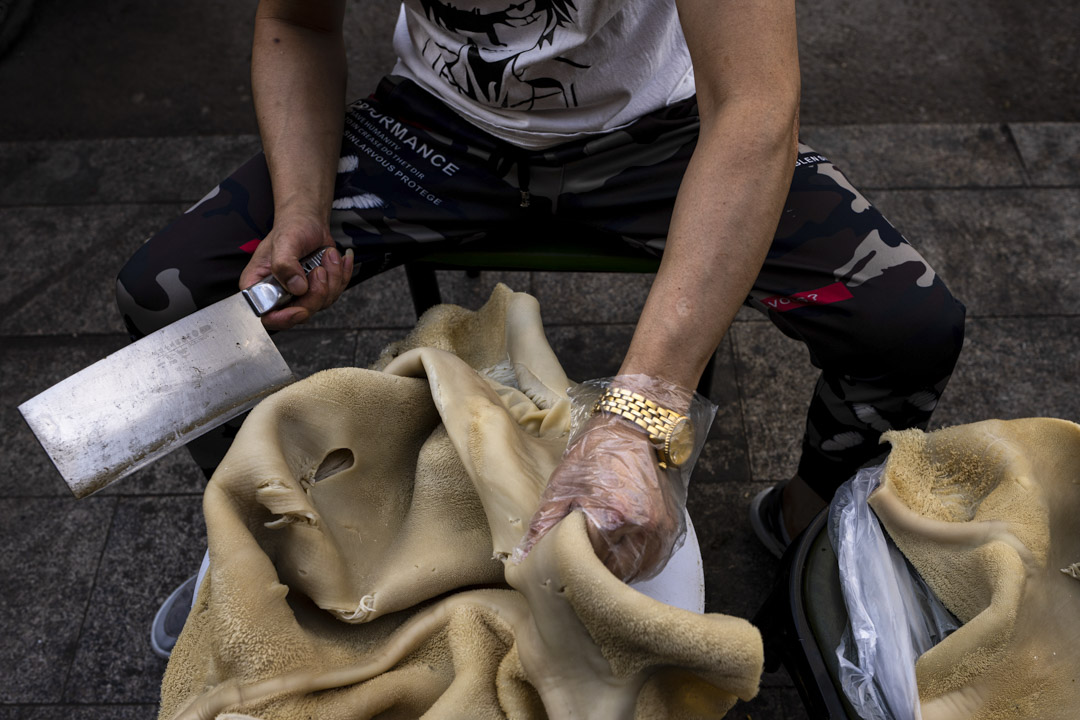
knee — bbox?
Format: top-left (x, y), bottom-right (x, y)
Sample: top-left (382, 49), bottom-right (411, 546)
top-left (920, 290), bottom-right (966, 378)
top-left (859, 282), bottom-right (967, 386)
top-left (115, 234), bottom-right (201, 339)
top-left (896, 284), bottom-right (966, 383)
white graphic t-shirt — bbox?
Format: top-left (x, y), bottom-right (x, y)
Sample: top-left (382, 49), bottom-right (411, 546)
top-left (391, 0), bottom-right (696, 149)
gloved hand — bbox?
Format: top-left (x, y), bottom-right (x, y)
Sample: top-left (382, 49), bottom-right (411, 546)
top-left (512, 375), bottom-right (712, 583)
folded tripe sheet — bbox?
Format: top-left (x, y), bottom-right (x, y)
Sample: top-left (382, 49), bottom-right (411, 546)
top-left (158, 285), bottom-right (764, 720)
top-left (870, 418), bottom-right (1080, 720)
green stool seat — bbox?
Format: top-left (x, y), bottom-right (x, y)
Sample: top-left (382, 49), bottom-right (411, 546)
top-left (403, 235), bottom-right (662, 316)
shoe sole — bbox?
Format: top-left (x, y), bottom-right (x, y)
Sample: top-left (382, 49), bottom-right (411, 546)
top-left (150, 574), bottom-right (198, 659)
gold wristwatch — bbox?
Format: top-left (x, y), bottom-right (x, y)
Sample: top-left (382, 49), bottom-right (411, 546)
top-left (594, 387), bottom-right (695, 469)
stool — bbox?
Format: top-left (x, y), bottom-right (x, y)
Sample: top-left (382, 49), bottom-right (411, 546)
top-left (402, 235), bottom-right (715, 397)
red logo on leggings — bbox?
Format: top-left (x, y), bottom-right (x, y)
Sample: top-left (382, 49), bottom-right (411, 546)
top-left (761, 282), bottom-right (853, 312)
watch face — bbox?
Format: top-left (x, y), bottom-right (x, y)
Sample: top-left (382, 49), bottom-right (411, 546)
top-left (666, 417), bottom-right (695, 467)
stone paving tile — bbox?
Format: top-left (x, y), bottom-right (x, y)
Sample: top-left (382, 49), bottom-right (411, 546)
top-left (930, 316), bottom-right (1080, 429)
top-left (0, 206), bottom-right (418, 337)
top-left (98, 453), bottom-right (207, 499)
top-left (2, 122), bottom-right (1067, 212)
top-left (792, 0), bottom-right (1080, 126)
top-left (2, 333), bottom-right (213, 499)
top-left (0, 136), bottom-right (261, 207)
top-left (870, 188), bottom-right (1080, 318)
top-left (303, 266), bottom-right (421, 330)
top-left (341, 0), bottom-right (406, 98)
top-left (1, 336), bottom-right (130, 497)
top-left (530, 271), bottom-right (654, 325)
top-left (0, 204), bottom-right (183, 336)
top-left (0, 2), bottom-right (263, 142)
top-left (731, 316), bottom-right (1080, 483)
top-left (800, 123), bottom-right (1028, 189)
top-left (1009, 122), bottom-right (1080, 186)
top-left (690, 481), bottom-right (785, 621)
top-left (6, 705), bottom-right (156, 720)
top-left (6, 0), bottom-right (1080, 139)
top-left (541, 321), bottom-right (727, 399)
top-left (542, 322), bottom-right (635, 382)
top-left (0, 0), bottom-right (404, 141)
top-left (728, 325), bottom-right (818, 483)
top-left (0, 497), bottom-right (114, 703)
top-left (353, 327), bottom-right (417, 368)
top-left (687, 339), bottom-right (754, 489)
top-left (432, 269), bottom-right (532, 313)
top-left (687, 479), bottom-right (804, 717)
top-left (275, 328), bottom-right (360, 379)
top-left (64, 496), bottom-right (205, 704)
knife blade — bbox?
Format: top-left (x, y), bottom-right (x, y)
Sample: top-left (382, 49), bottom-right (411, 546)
top-left (19, 248), bottom-right (330, 498)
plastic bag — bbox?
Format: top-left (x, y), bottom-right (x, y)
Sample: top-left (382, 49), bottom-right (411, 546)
top-left (828, 463), bottom-right (959, 720)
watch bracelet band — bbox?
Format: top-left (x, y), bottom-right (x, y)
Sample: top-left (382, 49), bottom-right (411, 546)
top-left (594, 387), bottom-right (686, 466)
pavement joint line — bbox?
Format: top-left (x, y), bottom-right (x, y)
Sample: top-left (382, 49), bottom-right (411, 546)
top-left (722, 338), bottom-right (754, 466)
top-left (862, 184), bottom-right (1074, 192)
top-left (1000, 123), bottom-right (1035, 187)
top-left (959, 313), bottom-right (1080, 321)
top-left (726, 328), bottom-right (759, 477)
top-left (99, 491), bottom-right (206, 498)
top-left (58, 495), bottom-right (120, 703)
top-left (2, 184), bottom-right (1076, 212)
top-left (1, 332), bottom-right (132, 344)
top-left (0, 200), bottom-right (197, 209)
top-left (0, 702), bottom-right (160, 707)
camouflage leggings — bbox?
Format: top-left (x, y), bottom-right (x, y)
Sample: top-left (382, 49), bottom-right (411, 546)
top-left (117, 76), bottom-right (966, 497)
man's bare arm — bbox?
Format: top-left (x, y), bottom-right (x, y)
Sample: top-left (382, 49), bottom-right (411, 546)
top-left (515, 0), bottom-right (800, 581)
top-left (621, 0), bottom-right (801, 389)
top-left (244, 0), bottom-right (353, 330)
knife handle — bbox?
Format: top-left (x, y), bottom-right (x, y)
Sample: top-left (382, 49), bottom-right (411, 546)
top-left (241, 247), bottom-right (331, 317)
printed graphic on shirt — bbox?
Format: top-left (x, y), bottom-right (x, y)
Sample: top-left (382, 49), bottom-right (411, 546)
top-left (417, 0), bottom-right (590, 110)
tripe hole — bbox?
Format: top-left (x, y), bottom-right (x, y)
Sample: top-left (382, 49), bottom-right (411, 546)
top-left (312, 448), bottom-right (355, 484)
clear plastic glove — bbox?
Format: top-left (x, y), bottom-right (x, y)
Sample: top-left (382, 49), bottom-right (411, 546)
top-left (239, 211), bottom-right (354, 331)
top-left (512, 374), bottom-right (716, 583)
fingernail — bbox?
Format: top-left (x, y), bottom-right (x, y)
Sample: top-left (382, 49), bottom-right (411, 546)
top-left (326, 247), bottom-right (341, 265)
top-left (286, 276), bottom-right (306, 295)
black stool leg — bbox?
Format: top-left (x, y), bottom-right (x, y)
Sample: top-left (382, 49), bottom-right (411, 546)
top-left (404, 263), bottom-right (442, 318)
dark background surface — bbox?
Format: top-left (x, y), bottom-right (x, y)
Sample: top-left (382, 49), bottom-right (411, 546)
top-left (0, 0), bottom-right (1078, 141)
top-left (1, 2), bottom-right (1078, 719)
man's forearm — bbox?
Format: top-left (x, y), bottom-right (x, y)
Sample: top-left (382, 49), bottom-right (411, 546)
top-left (252, 3), bottom-right (347, 220)
top-left (620, 100), bottom-right (798, 393)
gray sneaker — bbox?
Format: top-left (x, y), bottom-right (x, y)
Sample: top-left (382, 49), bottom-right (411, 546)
top-left (150, 574), bottom-right (198, 658)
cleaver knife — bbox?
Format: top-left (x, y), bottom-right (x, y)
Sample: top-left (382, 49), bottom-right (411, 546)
top-left (19, 248), bottom-right (331, 499)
